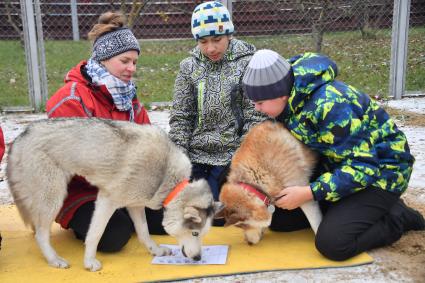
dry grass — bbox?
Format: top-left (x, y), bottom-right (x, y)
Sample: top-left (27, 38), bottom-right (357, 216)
top-left (385, 107), bottom-right (425, 127)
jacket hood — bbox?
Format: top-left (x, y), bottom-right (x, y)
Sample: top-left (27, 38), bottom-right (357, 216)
top-left (64, 60), bottom-right (89, 84)
top-left (287, 53), bottom-right (338, 112)
top-left (190, 38), bottom-right (255, 62)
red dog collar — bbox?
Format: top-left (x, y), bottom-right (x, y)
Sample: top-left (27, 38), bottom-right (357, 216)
top-left (238, 182), bottom-right (273, 206)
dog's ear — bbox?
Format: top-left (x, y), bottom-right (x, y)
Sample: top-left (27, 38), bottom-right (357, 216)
top-left (213, 202), bottom-right (225, 219)
top-left (183, 206), bottom-right (202, 223)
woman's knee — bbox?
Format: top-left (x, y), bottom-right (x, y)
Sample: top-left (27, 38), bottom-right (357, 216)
top-left (97, 210), bottom-right (134, 252)
top-left (97, 230), bottom-right (132, 252)
top-left (146, 208), bottom-right (166, 235)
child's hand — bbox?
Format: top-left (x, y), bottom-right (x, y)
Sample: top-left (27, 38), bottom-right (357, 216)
top-left (274, 186), bottom-right (313, 210)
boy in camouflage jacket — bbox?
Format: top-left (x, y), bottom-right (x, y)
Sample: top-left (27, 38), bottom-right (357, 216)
top-left (242, 49), bottom-right (424, 261)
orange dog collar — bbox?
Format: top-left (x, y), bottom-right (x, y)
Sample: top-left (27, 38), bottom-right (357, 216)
top-left (163, 178), bottom-right (190, 207)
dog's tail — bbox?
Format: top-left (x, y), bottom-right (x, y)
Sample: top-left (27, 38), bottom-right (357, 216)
top-left (7, 125), bottom-right (70, 231)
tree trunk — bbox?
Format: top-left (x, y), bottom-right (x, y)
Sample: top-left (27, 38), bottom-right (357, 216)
top-left (5, 0), bottom-right (23, 43)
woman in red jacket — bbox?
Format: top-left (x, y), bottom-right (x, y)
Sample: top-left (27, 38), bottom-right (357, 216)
top-left (0, 126), bottom-right (4, 162)
top-left (46, 11), bottom-right (165, 252)
top-left (0, 126), bottom-right (3, 249)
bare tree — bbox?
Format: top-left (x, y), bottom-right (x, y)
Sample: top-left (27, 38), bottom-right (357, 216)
top-left (295, 0), bottom-right (352, 52)
top-left (118, 0), bottom-right (151, 28)
top-left (294, 0), bottom-right (332, 52)
top-left (311, 1), bottom-right (332, 52)
top-left (155, 0), bottom-right (199, 23)
top-left (352, 0), bottom-right (376, 39)
top-left (5, 0), bottom-right (23, 42)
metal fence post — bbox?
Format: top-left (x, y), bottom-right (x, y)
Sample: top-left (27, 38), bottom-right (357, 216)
top-left (389, 0), bottom-right (411, 100)
top-left (221, 0), bottom-right (233, 19)
top-left (21, 0), bottom-right (42, 111)
top-left (71, 0), bottom-right (80, 41)
top-left (35, 0), bottom-right (48, 105)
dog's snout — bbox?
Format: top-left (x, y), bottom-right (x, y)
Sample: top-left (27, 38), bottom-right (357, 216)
top-left (181, 246), bottom-right (201, 261)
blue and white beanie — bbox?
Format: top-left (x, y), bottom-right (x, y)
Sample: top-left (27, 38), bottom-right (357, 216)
top-left (242, 49), bottom-right (294, 102)
top-left (191, 1), bottom-right (234, 40)
top-left (92, 28), bottom-right (140, 61)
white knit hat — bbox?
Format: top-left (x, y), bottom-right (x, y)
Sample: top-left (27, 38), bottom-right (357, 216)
top-left (242, 49), bottom-right (294, 102)
top-left (191, 1), bottom-right (234, 40)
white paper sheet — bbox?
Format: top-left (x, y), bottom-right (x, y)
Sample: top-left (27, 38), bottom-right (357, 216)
top-left (151, 244), bottom-right (229, 265)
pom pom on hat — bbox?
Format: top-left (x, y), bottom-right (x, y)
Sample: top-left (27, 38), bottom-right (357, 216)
top-left (191, 1), bottom-right (234, 40)
top-left (242, 49), bottom-right (294, 102)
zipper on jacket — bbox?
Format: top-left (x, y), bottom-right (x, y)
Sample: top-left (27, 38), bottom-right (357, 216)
top-left (197, 80), bottom-right (205, 128)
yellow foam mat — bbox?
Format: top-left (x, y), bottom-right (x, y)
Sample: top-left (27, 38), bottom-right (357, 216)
top-left (0, 205), bottom-right (373, 282)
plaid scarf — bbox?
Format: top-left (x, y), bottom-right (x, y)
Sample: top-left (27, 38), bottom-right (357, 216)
top-left (86, 58), bottom-right (135, 122)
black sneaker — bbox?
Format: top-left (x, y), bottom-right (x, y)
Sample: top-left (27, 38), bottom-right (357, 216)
top-left (390, 199), bottom-right (425, 231)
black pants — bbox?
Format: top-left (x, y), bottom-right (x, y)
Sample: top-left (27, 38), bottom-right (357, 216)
top-left (191, 163), bottom-right (230, 226)
top-left (269, 188), bottom-right (406, 261)
top-left (191, 163), bottom-right (229, 201)
top-left (68, 201), bottom-right (165, 252)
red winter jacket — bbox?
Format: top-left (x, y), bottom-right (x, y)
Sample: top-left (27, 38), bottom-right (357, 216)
top-left (46, 60), bottom-right (151, 228)
top-left (0, 126), bottom-right (4, 162)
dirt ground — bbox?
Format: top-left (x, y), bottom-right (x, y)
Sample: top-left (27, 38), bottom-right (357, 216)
top-left (0, 107), bottom-right (424, 282)
top-left (184, 194), bottom-right (425, 283)
top-left (370, 195), bottom-right (425, 283)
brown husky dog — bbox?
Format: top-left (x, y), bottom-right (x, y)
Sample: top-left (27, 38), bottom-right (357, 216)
top-left (218, 120), bottom-right (322, 244)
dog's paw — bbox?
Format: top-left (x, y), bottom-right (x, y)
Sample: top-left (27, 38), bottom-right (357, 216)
top-left (84, 257), bottom-right (102, 272)
top-left (150, 245), bottom-right (172, 256)
top-left (244, 228), bottom-right (263, 245)
top-left (48, 256), bottom-right (70, 269)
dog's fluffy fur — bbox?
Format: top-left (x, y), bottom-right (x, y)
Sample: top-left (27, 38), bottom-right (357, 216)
top-left (219, 120), bottom-right (322, 244)
top-left (7, 118), bottom-right (221, 271)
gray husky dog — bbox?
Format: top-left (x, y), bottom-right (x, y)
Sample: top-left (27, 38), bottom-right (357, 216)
top-left (7, 118), bottom-right (221, 271)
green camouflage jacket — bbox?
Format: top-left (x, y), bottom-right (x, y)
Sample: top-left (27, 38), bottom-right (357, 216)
top-left (279, 53), bottom-right (414, 202)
